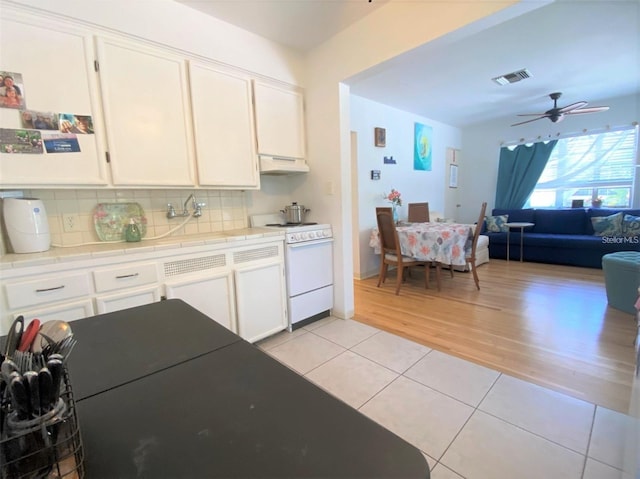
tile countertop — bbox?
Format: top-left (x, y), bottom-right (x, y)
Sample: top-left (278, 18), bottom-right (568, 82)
top-left (0, 227), bottom-right (285, 270)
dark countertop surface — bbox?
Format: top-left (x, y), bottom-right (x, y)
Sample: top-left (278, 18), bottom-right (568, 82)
top-left (66, 299), bottom-right (241, 401)
top-left (12, 300), bottom-right (431, 478)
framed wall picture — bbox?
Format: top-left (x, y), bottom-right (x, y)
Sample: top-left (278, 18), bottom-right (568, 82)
top-left (449, 164), bottom-right (458, 188)
top-left (374, 127), bottom-right (386, 147)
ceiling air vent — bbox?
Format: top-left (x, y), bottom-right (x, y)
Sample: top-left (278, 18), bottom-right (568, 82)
top-left (492, 69), bottom-right (532, 85)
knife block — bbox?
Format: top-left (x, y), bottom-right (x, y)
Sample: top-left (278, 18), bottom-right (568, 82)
top-left (0, 368), bottom-right (85, 478)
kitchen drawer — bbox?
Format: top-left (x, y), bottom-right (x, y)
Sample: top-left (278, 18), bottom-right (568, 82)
top-left (5, 272), bottom-right (92, 310)
top-left (17, 299), bottom-right (95, 324)
top-left (95, 286), bottom-right (162, 314)
top-left (93, 262), bottom-right (159, 293)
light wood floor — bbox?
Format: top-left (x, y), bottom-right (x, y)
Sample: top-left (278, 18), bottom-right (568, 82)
top-left (353, 259), bottom-right (637, 414)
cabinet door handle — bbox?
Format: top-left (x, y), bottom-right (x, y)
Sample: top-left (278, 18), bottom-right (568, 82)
top-left (115, 273), bottom-right (140, 279)
top-left (35, 285), bottom-right (65, 293)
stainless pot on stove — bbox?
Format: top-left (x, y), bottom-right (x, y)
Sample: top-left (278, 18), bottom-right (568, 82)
top-left (280, 202), bottom-right (310, 224)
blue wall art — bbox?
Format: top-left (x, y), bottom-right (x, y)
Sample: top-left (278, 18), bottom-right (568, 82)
top-left (413, 122), bottom-right (432, 171)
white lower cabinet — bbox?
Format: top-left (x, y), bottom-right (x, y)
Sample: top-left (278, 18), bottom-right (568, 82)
top-left (1, 272), bottom-right (94, 333)
top-left (95, 286), bottom-right (162, 314)
top-left (93, 261), bottom-right (162, 314)
top-left (234, 261), bottom-right (287, 343)
top-left (93, 262), bottom-right (159, 293)
top-left (16, 299), bottom-right (95, 325)
top-left (0, 236), bottom-right (286, 340)
top-left (4, 272), bottom-right (92, 311)
top-left (161, 241), bottom-right (287, 342)
top-left (164, 270), bottom-right (236, 333)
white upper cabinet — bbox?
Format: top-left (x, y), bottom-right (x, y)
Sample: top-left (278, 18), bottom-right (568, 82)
top-left (253, 80), bottom-right (306, 160)
top-left (0, 7), bottom-right (306, 188)
top-left (0, 15), bottom-right (108, 186)
top-left (188, 61), bottom-right (259, 189)
top-left (95, 37), bottom-right (196, 186)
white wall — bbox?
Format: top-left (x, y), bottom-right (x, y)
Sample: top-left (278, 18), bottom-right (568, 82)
top-left (350, 95), bottom-right (461, 279)
top-left (459, 93), bottom-right (640, 221)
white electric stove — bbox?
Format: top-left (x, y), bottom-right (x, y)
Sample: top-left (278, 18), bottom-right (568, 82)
top-left (250, 214), bottom-right (334, 330)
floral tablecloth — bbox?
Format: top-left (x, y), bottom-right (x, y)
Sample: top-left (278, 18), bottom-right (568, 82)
top-left (369, 222), bottom-right (473, 266)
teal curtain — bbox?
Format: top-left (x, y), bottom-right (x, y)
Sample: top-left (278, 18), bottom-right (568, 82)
top-left (495, 140), bottom-right (557, 209)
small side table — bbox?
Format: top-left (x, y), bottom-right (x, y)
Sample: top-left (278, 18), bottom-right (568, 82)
top-left (505, 222), bottom-right (535, 262)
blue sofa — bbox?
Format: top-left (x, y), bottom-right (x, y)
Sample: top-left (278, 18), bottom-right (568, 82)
top-left (482, 207), bottom-right (640, 268)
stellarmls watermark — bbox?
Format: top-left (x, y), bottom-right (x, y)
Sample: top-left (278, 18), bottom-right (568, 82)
top-left (601, 236), bottom-right (640, 244)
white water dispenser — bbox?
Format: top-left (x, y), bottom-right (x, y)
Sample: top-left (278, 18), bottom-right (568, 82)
top-left (3, 197), bottom-right (51, 253)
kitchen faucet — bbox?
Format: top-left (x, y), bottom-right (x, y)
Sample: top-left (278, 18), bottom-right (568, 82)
top-left (166, 193), bottom-right (205, 219)
top-left (183, 193), bottom-right (196, 216)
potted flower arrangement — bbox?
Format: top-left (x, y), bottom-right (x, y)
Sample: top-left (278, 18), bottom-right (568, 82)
top-left (591, 197), bottom-right (603, 208)
top-left (384, 189), bottom-right (402, 223)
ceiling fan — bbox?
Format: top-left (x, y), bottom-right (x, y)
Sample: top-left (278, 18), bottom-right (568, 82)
top-left (511, 92), bottom-right (609, 127)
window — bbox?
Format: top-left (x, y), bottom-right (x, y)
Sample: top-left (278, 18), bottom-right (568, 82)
top-left (527, 126), bottom-right (638, 208)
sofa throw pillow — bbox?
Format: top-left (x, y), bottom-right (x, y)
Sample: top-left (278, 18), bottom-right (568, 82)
top-left (591, 212), bottom-right (623, 236)
top-left (485, 214), bottom-right (509, 232)
top-left (622, 214), bottom-right (640, 237)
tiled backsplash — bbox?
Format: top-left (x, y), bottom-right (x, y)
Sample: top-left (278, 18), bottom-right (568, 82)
top-left (0, 189), bottom-right (248, 254)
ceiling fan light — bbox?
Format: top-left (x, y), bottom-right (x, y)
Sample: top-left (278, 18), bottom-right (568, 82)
top-left (511, 92), bottom-right (609, 127)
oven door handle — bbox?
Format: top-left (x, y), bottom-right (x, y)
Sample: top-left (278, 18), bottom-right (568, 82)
top-left (288, 238), bottom-right (334, 248)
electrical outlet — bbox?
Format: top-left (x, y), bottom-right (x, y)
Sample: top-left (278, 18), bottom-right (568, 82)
top-left (63, 214), bottom-right (79, 232)
top-left (325, 181), bottom-right (335, 196)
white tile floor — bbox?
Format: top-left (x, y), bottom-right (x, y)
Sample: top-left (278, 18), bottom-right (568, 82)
top-left (257, 317), bottom-right (637, 479)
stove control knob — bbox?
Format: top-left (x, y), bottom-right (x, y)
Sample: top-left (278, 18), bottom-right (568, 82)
top-left (301, 232), bottom-right (309, 240)
top-left (291, 234), bottom-right (298, 241)
top-left (323, 230), bottom-right (330, 237)
top-left (308, 231), bottom-right (316, 238)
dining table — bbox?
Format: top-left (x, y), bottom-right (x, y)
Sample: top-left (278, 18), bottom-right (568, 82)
top-left (370, 221), bottom-right (474, 266)
top-left (21, 299), bottom-right (430, 478)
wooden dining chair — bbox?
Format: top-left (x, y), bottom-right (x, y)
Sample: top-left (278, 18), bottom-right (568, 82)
top-left (406, 202), bottom-right (444, 288)
top-left (376, 210), bottom-right (430, 295)
top-left (465, 202), bottom-right (488, 290)
top-left (407, 202), bottom-right (430, 223)
top-left (376, 206), bottom-right (392, 216)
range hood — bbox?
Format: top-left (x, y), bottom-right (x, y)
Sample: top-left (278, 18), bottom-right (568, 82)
top-left (260, 155), bottom-right (309, 175)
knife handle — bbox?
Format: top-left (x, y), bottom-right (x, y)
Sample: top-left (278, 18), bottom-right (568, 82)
top-left (24, 371), bottom-right (39, 417)
top-left (38, 367), bottom-right (53, 413)
top-left (10, 375), bottom-right (29, 420)
top-left (47, 358), bottom-right (64, 404)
